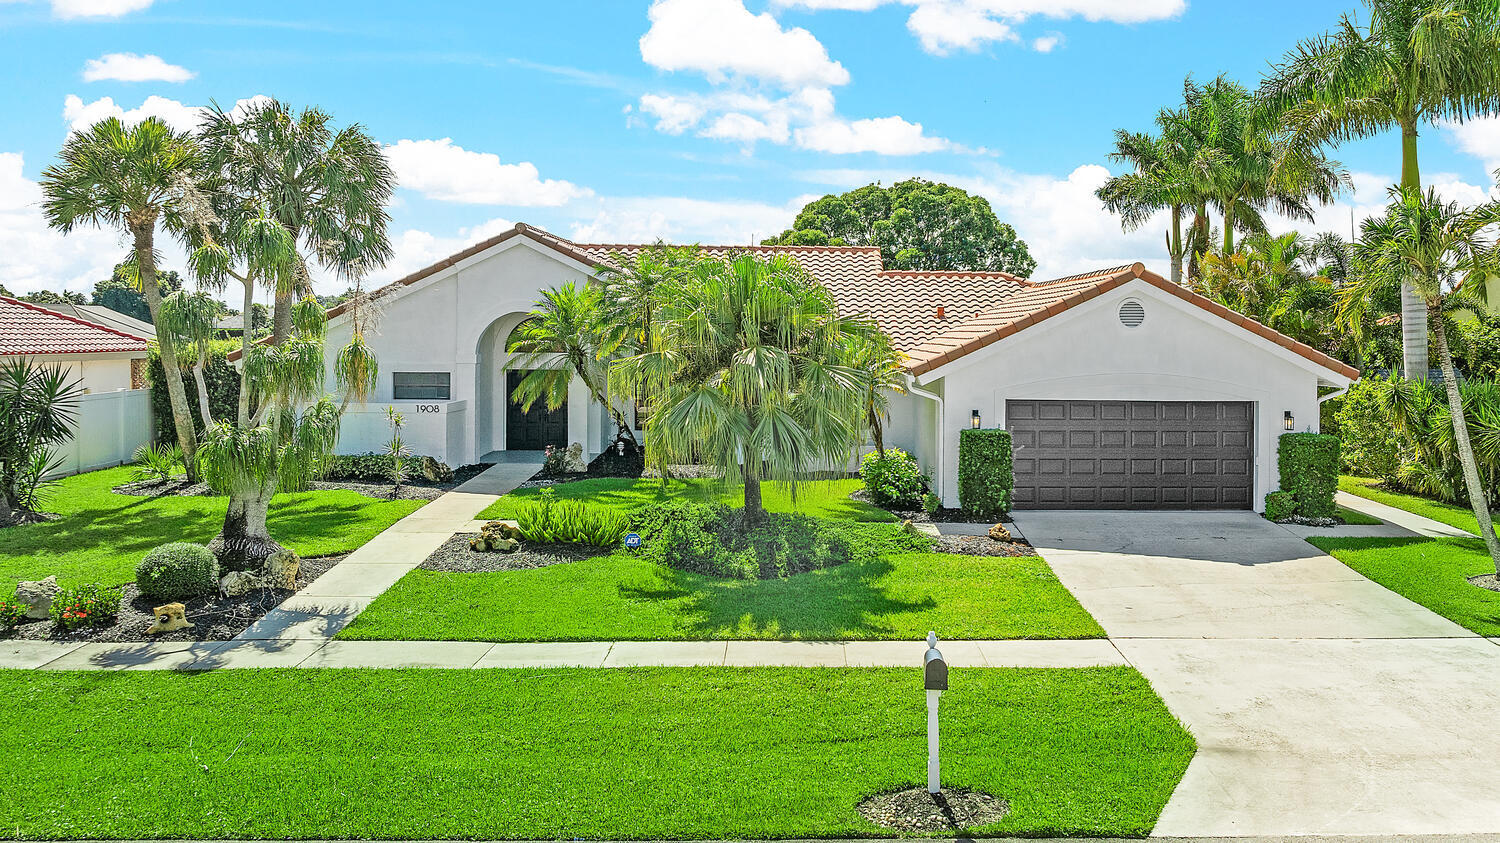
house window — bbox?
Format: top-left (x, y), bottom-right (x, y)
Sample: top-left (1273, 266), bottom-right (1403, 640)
top-left (393, 371), bottom-right (451, 400)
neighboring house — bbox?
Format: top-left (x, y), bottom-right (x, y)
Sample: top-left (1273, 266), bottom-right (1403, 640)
top-left (235, 223), bottom-right (1356, 513)
top-left (37, 301), bottom-right (155, 347)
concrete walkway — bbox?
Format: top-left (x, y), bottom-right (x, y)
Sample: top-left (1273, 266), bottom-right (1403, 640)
top-left (1014, 509), bottom-right (1500, 837)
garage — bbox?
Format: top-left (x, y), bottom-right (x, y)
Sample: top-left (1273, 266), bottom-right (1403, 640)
top-left (1007, 400), bottom-right (1254, 510)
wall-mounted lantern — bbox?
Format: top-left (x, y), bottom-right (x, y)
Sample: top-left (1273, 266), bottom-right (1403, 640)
top-left (924, 630), bottom-right (948, 795)
top-left (1283, 411), bottom-right (1295, 431)
top-left (970, 410), bottom-right (982, 429)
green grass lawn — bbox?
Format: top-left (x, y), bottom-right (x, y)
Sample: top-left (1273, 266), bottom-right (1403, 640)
top-left (0, 466), bottom-right (425, 592)
top-left (477, 476), bottom-right (895, 522)
top-left (0, 667), bottom-right (1193, 839)
top-left (340, 549), bottom-right (1105, 641)
top-left (1336, 504), bottom-right (1384, 526)
top-left (1311, 535), bottom-right (1500, 635)
top-left (1339, 476), bottom-right (1486, 535)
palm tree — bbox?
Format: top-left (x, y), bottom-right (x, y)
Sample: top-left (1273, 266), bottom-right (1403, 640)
top-left (599, 243), bottom-right (697, 351)
top-left (1258, 0), bottom-right (1500, 378)
top-left (1096, 123), bottom-right (1221, 286)
top-left (1349, 186), bottom-right (1500, 571)
top-left (613, 253), bottom-right (876, 519)
top-left (848, 331), bottom-right (906, 458)
top-left (1194, 232), bottom-right (1340, 349)
top-left (39, 117), bottom-right (208, 479)
top-left (0, 359), bottom-right (83, 524)
top-left (197, 99), bottom-right (395, 346)
top-left (509, 282), bottom-right (637, 449)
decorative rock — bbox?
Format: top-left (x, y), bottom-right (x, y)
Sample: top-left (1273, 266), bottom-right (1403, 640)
top-left (987, 523), bottom-right (1012, 542)
top-left (263, 550), bottom-right (301, 590)
top-left (482, 520), bottom-right (523, 541)
top-left (562, 442), bottom-right (588, 474)
top-left (493, 537), bottom-right (519, 553)
top-left (14, 575), bottom-right (60, 619)
top-left (420, 456), bottom-right (454, 483)
top-left (219, 570), bottom-right (261, 597)
top-left (146, 602), bottom-right (193, 635)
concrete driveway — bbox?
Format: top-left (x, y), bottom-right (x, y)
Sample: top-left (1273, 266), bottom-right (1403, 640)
top-left (1013, 510), bottom-right (1500, 837)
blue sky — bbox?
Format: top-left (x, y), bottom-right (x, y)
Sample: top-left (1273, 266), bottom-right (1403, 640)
top-left (2, 0), bottom-right (1498, 297)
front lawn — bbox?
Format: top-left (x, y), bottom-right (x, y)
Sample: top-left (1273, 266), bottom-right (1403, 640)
top-left (1336, 505), bottom-right (1384, 526)
top-left (477, 476), bottom-right (895, 522)
top-left (1310, 536), bottom-right (1500, 636)
top-left (0, 667), bottom-right (1193, 839)
top-left (1339, 476), bottom-right (1485, 535)
top-left (0, 466), bottom-right (425, 592)
top-left (339, 549), bottom-right (1105, 641)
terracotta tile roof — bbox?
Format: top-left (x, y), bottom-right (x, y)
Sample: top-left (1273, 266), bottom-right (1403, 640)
top-left (904, 263), bottom-right (1360, 380)
top-left (0, 296), bottom-right (150, 356)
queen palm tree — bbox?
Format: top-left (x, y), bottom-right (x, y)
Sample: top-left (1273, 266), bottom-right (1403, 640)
top-left (1348, 186), bottom-right (1500, 571)
top-left (1258, 0), bottom-right (1500, 378)
top-left (613, 253), bottom-right (876, 519)
top-left (39, 117), bottom-right (208, 479)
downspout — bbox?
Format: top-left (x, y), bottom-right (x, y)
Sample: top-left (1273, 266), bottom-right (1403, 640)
top-left (904, 373), bottom-right (946, 503)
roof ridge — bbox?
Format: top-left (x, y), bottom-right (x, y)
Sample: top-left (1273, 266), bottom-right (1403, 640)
top-left (1, 295), bottom-right (153, 345)
top-left (575, 242), bottom-right (883, 253)
top-left (1027, 263), bottom-right (1141, 286)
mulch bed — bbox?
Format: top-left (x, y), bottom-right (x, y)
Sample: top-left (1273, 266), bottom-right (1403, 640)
top-left (932, 534), bottom-right (1038, 557)
top-left (2, 554), bottom-right (343, 643)
top-left (1468, 574), bottom-right (1500, 593)
top-left (112, 462), bottom-right (492, 502)
top-left (419, 533), bottom-right (604, 573)
top-left (857, 787), bottom-right (1009, 832)
top-left (849, 489), bottom-right (1014, 524)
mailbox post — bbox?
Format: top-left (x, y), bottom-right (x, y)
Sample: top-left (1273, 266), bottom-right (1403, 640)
top-left (923, 630), bottom-right (947, 795)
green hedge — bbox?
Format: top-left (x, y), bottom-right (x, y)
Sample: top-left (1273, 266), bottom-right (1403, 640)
top-left (135, 542), bottom-right (219, 600)
top-left (957, 428), bottom-right (1013, 516)
top-left (147, 340), bottom-right (241, 444)
top-left (1278, 432), bottom-right (1340, 519)
top-left (1263, 491), bottom-right (1297, 522)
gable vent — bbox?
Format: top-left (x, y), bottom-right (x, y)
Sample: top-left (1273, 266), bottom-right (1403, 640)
top-left (1118, 299), bottom-right (1146, 327)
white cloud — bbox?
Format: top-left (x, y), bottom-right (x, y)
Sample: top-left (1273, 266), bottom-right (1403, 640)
top-left (82, 52), bottom-right (194, 83)
top-left (702, 112), bottom-right (792, 145)
top-left (383, 138), bottom-right (592, 206)
top-left (1442, 115), bottom-right (1500, 179)
top-left (1031, 32), bottom-right (1063, 52)
top-left (638, 93), bottom-right (707, 134)
top-left (570, 195), bottom-right (803, 244)
top-left (796, 115), bottom-right (952, 155)
top-left (640, 0), bottom-right (850, 88)
top-left (368, 216), bottom-right (517, 287)
top-left (0, 152), bottom-right (135, 296)
top-left (61, 93), bottom-right (270, 134)
top-left (50, 0), bottom-right (152, 18)
top-left (906, 1), bottom-right (1017, 54)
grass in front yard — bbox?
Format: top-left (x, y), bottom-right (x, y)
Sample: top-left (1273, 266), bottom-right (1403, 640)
top-left (1336, 505), bottom-right (1384, 526)
top-left (0, 667), bottom-right (1193, 839)
top-left (339, 550), bottom-right (1105, 641)
top-left (1339, 476), bottom-right (1485, 535)
top-left (477, 476), bottom-right (895, 522)
top-left (1310, 536), bottom-right (1500, 635)
top-left (0, 466), bottom-right (425, 592)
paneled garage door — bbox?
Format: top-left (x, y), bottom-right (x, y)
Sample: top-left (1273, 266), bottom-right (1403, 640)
top-left (1007, 400), bottom-right (1254, 510)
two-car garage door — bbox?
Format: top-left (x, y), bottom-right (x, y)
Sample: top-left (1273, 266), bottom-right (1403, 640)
top-left (1007, 400), bottom-right (1254, 510)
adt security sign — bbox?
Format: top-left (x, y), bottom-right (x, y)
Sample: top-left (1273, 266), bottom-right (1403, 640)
top-left (624, 532), bottom-right (642, 549)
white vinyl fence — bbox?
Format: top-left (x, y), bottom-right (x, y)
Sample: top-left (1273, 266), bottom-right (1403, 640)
top-left (48, 388), bottom-right (154, 478)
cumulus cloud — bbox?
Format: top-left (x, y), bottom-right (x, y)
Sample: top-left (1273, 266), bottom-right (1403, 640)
top-left (640, 0), bottom-right (850, 88)
top-left (1441, 115), bottom-right (1500, 179)
top-left (571, 195), bottom-right (806, 244)
top-left (638, 93), bottom-right (708, 134)
top-left (795, 115), bottom-right (952, 155)
top-left (62, 93), bottom-right (270, 134)
top-left (383, 138), bottom-right (592, 206)
top-left (0, 152), bottom-right (135, 295)
top-left (81, 52), bottom-right (194, 83)
top-left (51, 0), bottom-right (152, 18)
top-left (1031, 32), bottom-right (1063, 52)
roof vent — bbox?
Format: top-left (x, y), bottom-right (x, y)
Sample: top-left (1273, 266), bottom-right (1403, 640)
top-left (1118, 298), bottom-right (1145, 328)
top-left (936, 306), bottom-right (946, 320)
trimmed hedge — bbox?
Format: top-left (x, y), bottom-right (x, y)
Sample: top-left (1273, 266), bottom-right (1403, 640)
top-left (136, 542), bottom-right (220, 600)
top-left (1263, 491), bottom-right (1297, 522)
top-left (1278, 432), bottom-right (1340, 519)
top-left (147, 340), bottom-right (241, 444)
top-left (957, 428), bottom-right (1013, 516)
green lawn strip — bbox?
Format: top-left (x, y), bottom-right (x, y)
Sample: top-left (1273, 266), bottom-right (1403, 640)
top-left (1310, 535), bottom-right (1500, 636)
top-left (340, 550), bottom-right (1104, 641)
top-left (0, 466), bottom-right (425, 592)
top-left (1336, 505), bottom-right (1384, 526)
top-left (0, 667), bottom-right (1192, 839)
top-left (477, 476), bottom-right (895, 522)
top-left (1338, 476), bottom-right (1485, 535)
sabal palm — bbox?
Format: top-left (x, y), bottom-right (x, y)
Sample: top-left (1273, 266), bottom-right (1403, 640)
top-left (613, 253), bottom-right (875, 519)
top-left (1350, 186), bottom-right (1500, 571)
top-left (1258, 0), bottom-right (1500, 377)
top-left (39, 116), bottom-right (207, 479)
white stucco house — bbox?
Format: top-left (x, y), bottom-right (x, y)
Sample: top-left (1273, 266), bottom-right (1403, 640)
top-left (257, 223), bottom-right (1357, 513)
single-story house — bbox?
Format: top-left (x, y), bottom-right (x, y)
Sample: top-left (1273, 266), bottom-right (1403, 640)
top-left (262, 223), bottom-right (1357, 512)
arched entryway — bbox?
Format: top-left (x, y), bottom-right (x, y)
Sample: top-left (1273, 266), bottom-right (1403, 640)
top-left (474, 313), bottom-right (568, 459)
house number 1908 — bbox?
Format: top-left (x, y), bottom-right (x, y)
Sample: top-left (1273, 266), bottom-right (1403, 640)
top-left (414, 404), bottom-right (441, 413)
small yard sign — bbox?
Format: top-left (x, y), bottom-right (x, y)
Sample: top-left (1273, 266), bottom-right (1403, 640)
top-left (624, 532), bottom-right (642, 549)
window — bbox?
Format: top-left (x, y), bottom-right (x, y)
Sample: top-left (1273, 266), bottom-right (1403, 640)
top-left (392, 371), bottom-right (451, 400)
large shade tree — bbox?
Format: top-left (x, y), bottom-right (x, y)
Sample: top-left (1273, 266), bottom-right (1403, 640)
top-left (39, 117), bottom-right (210, 480)
top-left (763, 178), bottom-right (1037, 277)
top-left (1258, 0), bottom-right (1500, 378)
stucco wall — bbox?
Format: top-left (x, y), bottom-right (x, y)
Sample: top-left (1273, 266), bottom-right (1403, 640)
top-left (916, 279), bottom-right (1338, 512)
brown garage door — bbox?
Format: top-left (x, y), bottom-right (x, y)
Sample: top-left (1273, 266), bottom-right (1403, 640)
top-left (1007, 400), bottom-right (1254, 510)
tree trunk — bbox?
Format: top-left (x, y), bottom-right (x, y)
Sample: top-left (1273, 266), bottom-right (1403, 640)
top-left (237, 276), bottom-right (254, 427)
top-left (0, 484), bottom-right (14, 525)
top-left (869, 405), bottom-right (886, 458)
top-left (135, 224), bottom-right (200, 481)
top-left (1431, 304), bottom-right (1500, 573)
top-left (192, 356), bottom-right (214, 430)
top-left (208, 478), bottom-right (284, 572)
top-left (743, 459), bottom-right (763, 520)
top-left (1223, 201), bottom-right (1237, 255)
top-left (1168, 205), bottom-right (1184, 286)
top-left (1399, 116), bottom-right (1429, 380)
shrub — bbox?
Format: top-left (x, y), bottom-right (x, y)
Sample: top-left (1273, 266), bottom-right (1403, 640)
top-left (957, 428), bottom-right (1013, 516)
top-left (859, 449), bottom-right (927, 508)
top-left (0, 599), bottom-right (28, 628)
top-left (922, 492), bottom-right (941, 514)
top-left (323, 452), bottom-right (440, 483)
top-left (132, 442), bottom-right (184, 482)
top-left (540, 445), bottom-right (567, 477)
top-left (1333, 378), bottom-right (1402, 482)
top-left (1278, 433), bottom-right (1340, 519)
top-left (1263, 491), bottom-right (1297, 522)
top-left (135, 542), bottom-right (220, 600)
top-left (516, 488), bottom-right (629, 546)
top-left (49, 584), bottom-right (122, 631)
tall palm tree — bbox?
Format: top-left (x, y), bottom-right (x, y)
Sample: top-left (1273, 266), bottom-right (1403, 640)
top-left (197, 99), bottom-right (395, 346)
top-left (1258, 0), bottom-right (1500, 378)
top-left (1096, 122), bottom-right (1222, 286)
top-left (1349, 186), bottom-right (1500, 571)
top-left (158, 290), bottom-right (224, 430)
top-left (613, 253), bottom-right (876, 519)
top-left (39, 117), bottom-right (208, 479)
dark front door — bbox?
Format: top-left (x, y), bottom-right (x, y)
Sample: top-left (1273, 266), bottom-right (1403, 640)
top-left (1007, 400), bottom-right (1254, 510)
top-left (505, 370), bottom-right (569, 451)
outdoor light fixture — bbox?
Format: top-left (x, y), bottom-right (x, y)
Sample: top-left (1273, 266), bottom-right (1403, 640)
top-left (1283, 411), bottom-right (1295, 431)
top-left (615, 439), bottom-right (625, 456)
top-left (970, 410), bottom-right (981, 429)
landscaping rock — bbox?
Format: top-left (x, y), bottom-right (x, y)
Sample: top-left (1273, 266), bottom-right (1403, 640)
top-left (420, 456), bottom-right (454, 483)
top-left (145, 603), bottom-right (193, 635)
top-left (857, 786), bottom-right (1009, 832)
top-left (988, 523), bottom-right (1012, 542)
top-left (263, 550), bottom-right (300, 590)
top-left (563, 442), bottom-right (588, 473)
top-left (482, 520), bottom-right (523, 541)
top-left (14, 575), bottom-right (59, 619)
top-left (219, 570), bottom-right (261, 597)
top-left (493, 537), bottom-right (519, 553)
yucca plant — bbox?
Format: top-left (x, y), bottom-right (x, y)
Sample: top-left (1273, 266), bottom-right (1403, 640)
top-left (0, 358), bottom-right (83, 524)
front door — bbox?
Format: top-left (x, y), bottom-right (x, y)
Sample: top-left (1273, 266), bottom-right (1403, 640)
top-left (505, 370), bottom-right (569, 451)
